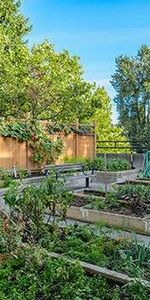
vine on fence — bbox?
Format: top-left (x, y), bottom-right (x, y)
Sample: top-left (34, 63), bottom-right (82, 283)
top-left (0, 119), bottom-right (94, 164)
top-left (0, 120), bottom-right (63, 164)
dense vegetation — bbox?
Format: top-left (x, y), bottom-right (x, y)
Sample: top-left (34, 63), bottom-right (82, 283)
top-left (112, 45), bottom-right (150, 151)
top-left (87, 157), bottom-right (130, 171)
top-left (65, 157), bottom-right (130, 171)
top-left (0, 177), bottom-right (150, 298)
top-left (0, 0), bottom-right (129, 155)
top-left (1, 246), bottom-right (149, 300)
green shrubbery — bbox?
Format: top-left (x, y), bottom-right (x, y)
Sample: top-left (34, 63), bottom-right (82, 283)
top-left (1, 246), bottom-right (149, 300)
top-left (1, 177), bottom-right (150, 299)
top-left (64, 156), bottom-right (130, 171)
top-left (0, 169), bottom-right (13, 188)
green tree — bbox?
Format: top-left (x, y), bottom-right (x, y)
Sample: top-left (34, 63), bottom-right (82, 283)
top-left (0, 0), bottom-right (30, 117)
top-left (111, 45), bottom-right (150, 151)
top-left (85, 87), bottom-right (129, 153)
top-left (25, 41), bottom-right (98, 123)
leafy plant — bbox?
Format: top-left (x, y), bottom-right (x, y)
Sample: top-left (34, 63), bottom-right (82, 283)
top-left (1, 246), bottom-right (149, 300)
top-left (107, 158), bottom-right (129, 171)
top-left (117, 184), bottom-right (150, 202)
top-left (0, 212), bottom-right (22, 255)
top-left (0, 169), bottom-right (13, 188)
top-left (4, 175), bottom-right (72, 243)
top-left (84, 157), bottom-right (129, 172)
top-left (0, 120), bottom-right (63, 164)
top-left (116, 184), bottom-right (150, 216)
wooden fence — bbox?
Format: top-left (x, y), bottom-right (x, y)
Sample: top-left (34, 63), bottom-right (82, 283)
top-left (0, 131), bottom-right (96, 169)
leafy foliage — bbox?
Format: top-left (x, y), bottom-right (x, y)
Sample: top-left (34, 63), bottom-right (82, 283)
top-left (112, 45), bottom-right (150, 151)
top-left (0, 169), bottom-right (13, 188)
top-left (0, 119), bottom-right (63, 163)
top-left (84, 87), bottom-right (130, 153)
top-left (1, 176), bottom-right (150, 298)
top-left (4, 176), bottom-right (72, 243)
top-left (0, 0), bottom-right (30, 117)
top-left (1, 246), bottom-right (148, 300)
top-left (86, 157), bottom-right (129, 171)
top-left (64, 157), bottom-right (129, 171)
top-left (117, 184), bottom-right (150, 202)
top-left (116, 184), bottom-right (150, 216)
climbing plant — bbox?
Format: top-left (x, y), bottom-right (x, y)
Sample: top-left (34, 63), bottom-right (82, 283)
top-left (0, 119), bottom-right (63, 164)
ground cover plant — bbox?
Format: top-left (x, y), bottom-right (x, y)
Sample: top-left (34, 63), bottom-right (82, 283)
top-left (43, 224), bottom-right (150, 282)
top-left (0, 211), bottom-right (150, 299)
top-left (1, 177), bottom-right (150, 299)
top-left (1, 246), bottom-right (149, 300)
top-left (72, 184), bottom-right (150, 217)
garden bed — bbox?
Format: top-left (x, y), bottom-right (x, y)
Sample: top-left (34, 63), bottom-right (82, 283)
top-left (66, 205), bottom-right (150, 235)
top-left (1, 247), bottom-right (150, 299)
top-left (91, 169), bottom-right (139, 184)
top-left (128, 179), bottom-right (150, 185)
top-left (1, 176), bottom-right (150, 299)
top-left (69, 183), bottom-right (150, 234)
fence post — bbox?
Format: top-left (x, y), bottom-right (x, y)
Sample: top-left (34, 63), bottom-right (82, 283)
top-left (26, 141), bottom-right (29, 170)
top-left (94, 122), bottom-right (97, 158)
top-left (104, 153), bottom-right (108, 193)
top-left (75, 120), bottom-right (79, 159)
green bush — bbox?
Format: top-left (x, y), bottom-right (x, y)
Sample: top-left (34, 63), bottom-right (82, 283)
top-left (107, 158), bottom-right (129, 171)
top-left (0, 169), bottom-right (13, 188)
top-left (86, 157), bottom-right (129, 171)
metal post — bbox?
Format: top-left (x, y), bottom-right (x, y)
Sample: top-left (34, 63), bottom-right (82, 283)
top-left (104, 153), bottom-right (108, 193)
top-left (130, 152), bottom-right (134, 169)
top-left (86, 177), bottom-right (89, 188)
top-left (12, 165), bottom-right (17, 178)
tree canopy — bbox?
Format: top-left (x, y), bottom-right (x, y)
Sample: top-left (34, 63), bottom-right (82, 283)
top-left (85, 88), bottom-right (129, 152)
top-left (0, 0), bottom-right (30, 117)
top-left (0, 0), bottom-right (129, 154)
top-left (111, 45), bottom-right (150, 150)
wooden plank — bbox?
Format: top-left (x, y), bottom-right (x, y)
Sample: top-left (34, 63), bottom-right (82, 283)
top-left (48, 252), bottom-right (150, 288)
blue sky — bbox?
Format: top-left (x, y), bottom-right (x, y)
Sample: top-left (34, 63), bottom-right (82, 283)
top-left (21, 0), bottom-right (150, 121)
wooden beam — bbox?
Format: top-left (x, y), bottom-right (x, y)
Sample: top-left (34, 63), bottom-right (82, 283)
top-left (48, 252), bottom-right (150, 288)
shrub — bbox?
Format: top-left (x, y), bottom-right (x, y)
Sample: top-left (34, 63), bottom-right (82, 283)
top-left (0, 247), bottom-right (149, 300)
top-left (107, 158), bottom-right (129, 171)
top-left (0, 169), bottom-right (13, 188)
top-left (86, 157), bottom-right (129, 171)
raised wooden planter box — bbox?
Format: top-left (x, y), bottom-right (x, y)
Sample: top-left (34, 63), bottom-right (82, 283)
top-left (92, 169), bottom-right (139, 184)
top-left (66, 206), bottom-right (150, 235)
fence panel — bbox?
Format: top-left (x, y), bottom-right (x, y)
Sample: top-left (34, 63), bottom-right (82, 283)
top-left (0, 137), bottom-right (27, 169)
top-left (0, 132), bottom-right (95, 169)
